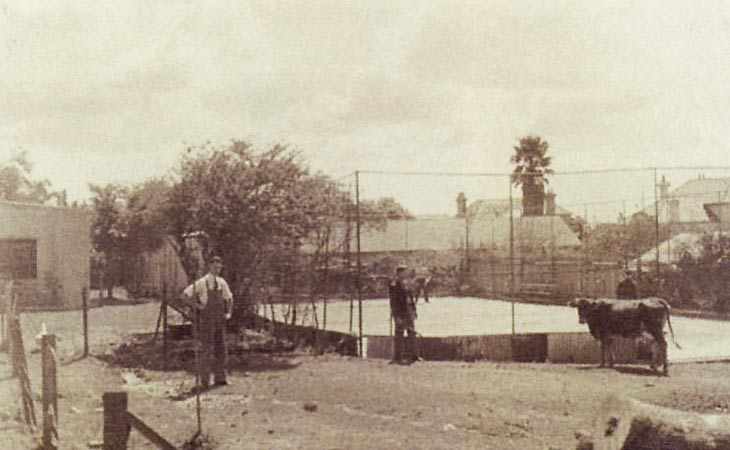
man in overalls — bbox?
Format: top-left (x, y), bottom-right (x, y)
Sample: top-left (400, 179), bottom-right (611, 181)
top-left (183, 256), bottom-right (234, 388)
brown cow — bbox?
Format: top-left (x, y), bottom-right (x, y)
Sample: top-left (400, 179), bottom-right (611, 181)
top-left (568, 297), bottom-right (680, 375)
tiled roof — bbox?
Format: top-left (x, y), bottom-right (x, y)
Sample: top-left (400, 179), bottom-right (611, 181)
top-left (469, 198), bottom-right (571, 218)
top-left (704, 202), bottom-right (730, 224)
top-left (302, 214), bottom-right (581, 254)
top-left (636, 233), bottom-right (706, 265)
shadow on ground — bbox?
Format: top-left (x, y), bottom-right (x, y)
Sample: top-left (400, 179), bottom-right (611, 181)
top-left (97, 331), bottom-right (298, 374)
top-left (576, 364), bottom-right (664, 377)
top-left (613, 365), bottom-right (665, 377)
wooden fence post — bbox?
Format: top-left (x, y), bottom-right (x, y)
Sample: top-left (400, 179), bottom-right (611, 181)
top-left (162, 283), bottom-right (168, 368)
top-left (42, 334), bottom-right (58, 450)
top-left (2, 286), bottom-right (16, 353)
top-left (0, 290), bottom-right (6, 353)
top-left (103, 392), bottom-right (129, 450)
top-left (82, 287), bottom-right (89, 358)
top-left (9, 314), bottom-right (36, 428)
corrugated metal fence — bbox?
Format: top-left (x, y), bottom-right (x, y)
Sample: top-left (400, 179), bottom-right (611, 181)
top-left (366, 332), bottom-right (645, 365)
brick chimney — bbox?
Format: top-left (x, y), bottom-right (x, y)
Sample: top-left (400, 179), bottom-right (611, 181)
top-left (544, 190), bottom-right (556, 216)
top-left (456, 192), bottom-right (467, 218)
top-left (522, 177), bottom-right (545, 216)
top-left (659, 175), bottom-right (670, 200)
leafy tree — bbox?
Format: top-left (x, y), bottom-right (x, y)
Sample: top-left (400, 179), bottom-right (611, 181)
top-left (165, 141), bottom-right (321, 289)
top-left (89, 179), bottom-right (171, 298)
top-left (583, 212), bottom-right (669, 264)
top-left (163, 140), bottom-right (414, 327)
top-left (89, 183), bottom-right (127, 299)
top-left (0, 151), bottom-right (59, 204)
top-left (361, 197), bottom-right (414, 225)
top-left (510, 136), bottom-right (553, 216)
top-left (122, 178), bottom-right (170, 255)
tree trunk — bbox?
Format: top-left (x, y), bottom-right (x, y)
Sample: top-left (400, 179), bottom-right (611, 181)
top-left (579, 395), bottom-right (730, 450)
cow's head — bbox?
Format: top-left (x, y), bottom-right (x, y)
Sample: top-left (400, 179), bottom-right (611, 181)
top-left (568, 297), bottom-right (595, 324)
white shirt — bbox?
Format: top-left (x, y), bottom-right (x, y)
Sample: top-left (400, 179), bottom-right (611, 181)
top-left (183, 273), bottom-right (233, 307)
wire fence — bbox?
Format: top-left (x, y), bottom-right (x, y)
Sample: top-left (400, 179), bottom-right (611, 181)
top-left (147, 165), bottom-right (730, 337)
top-left (313, 166), bottom-right (730, 336)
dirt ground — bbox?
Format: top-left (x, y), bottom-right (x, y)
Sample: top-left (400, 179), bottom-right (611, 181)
top-left (3, 302), bottom-right (730, 450)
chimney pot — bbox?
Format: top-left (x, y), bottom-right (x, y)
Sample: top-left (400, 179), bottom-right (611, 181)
top-left (456, 192), bottom-right (467, 218)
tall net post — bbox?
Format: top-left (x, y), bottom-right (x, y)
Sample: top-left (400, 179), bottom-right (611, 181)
top-left (355, 170), bottom-right (363, 356)
top-left (509, 176), bottom-right (515, 335)
top-left (654, 168), bottom-right (661, 278)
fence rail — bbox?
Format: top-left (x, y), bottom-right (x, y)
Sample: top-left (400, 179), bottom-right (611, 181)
top-left (103, 391), bottom-right (178, 450)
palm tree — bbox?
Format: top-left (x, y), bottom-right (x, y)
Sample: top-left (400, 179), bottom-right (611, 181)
top-left (510, 135), bottom-right (553, 216)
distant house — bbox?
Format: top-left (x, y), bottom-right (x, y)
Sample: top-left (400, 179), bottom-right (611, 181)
top-left (302, 197), bottom-right (581, 274)
top-left (468, 192), bottom-right (572, 222)
top-left (703, 202), bottom-right (730, 226)
top-left (0, 200), bottom-right (91, 309)
top-left (645, 174), bottom-right (730, 234)
top-left (635, 233), bottom-right (707, 267)
top-left (634, 180), bottom-right (730, 268)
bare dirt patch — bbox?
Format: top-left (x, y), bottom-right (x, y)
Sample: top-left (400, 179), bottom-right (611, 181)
top-left (3, 302), bottom-right (730, 449)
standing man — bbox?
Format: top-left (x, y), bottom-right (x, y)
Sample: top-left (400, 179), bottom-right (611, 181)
top-left (616, 271), bottom-right (638, 300)
top-left (182, 256), bottom-right (234, 388)
top-left (413, 266), bottom-right (432, 303)
top-left (389, 264), bottom-right (418, 364)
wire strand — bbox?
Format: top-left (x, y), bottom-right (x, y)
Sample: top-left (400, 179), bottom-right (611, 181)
top-left (358, 166), bottom-right (730, 178)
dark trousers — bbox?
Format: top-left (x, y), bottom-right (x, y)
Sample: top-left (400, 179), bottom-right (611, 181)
top-left (196, 295), bottom-right (227, 386)
top-left (393, 316), bottom-right (417, 362)
top-left (415, 283), bottom-right (429, 302)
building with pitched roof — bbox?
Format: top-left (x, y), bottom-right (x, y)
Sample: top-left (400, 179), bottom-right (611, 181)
top-left (645, 174), bottom-right (730, 233)
top-left (633, 175), bottom-right (730, 268)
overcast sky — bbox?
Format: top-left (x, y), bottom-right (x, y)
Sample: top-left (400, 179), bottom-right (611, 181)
top-left (2, 1), bottom-right (730, 220)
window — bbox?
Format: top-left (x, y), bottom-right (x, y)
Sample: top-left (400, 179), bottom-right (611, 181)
top-left (0, 239), bottom-right (37, 279)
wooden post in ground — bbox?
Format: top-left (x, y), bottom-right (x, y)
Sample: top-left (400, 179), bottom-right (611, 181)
top-left (42, 334), bottom-right (58, 450)
top-left (0, 288), bottom-right (7, 353)
top-left (82, 287), bottom-right (89, 358)
top-left (2, 284), bottom-right (15, 353)
top-left (9, 315), bottom-right (36, 428)
top-left (103, 392), bottom-right (129, 450)
top-left (162, 282), bottom-right (168, 368)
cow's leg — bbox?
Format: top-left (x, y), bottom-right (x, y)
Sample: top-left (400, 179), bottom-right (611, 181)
top-left (600, 339), bottom-right (606, 368)
top-left (649, 329), bottom-right (668, 376)
top-left (649, 343), bottom-right (657, 371)
top-left (658, 336), bottom-right (668, 376)
top-left (645, 336), bottom-right (657, 371)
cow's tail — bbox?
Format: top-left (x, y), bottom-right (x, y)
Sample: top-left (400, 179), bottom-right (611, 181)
top-left (661, 299), bottom-right (682, 350)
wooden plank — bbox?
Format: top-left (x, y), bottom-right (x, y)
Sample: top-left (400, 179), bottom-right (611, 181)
top-left (82, 287), bottom-right (89, 357)
top-left (546, 332), bottom-right (638, 364)
top-left (511, 334), bottom-right (548, 362)
top-left (365, 335), bottom-right (392, 359)
top-left (103, 392), bottom-right (129, 450)
top-left (126, 412), bottom-right (177, 450)
top-left (42, 334), bottom-right (58, 450)
top-left (9, 315), bottom-right (36, 428)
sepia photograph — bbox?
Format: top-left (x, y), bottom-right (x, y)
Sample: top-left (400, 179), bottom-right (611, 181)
top-left (2, 1), bottom-right (730, 449)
